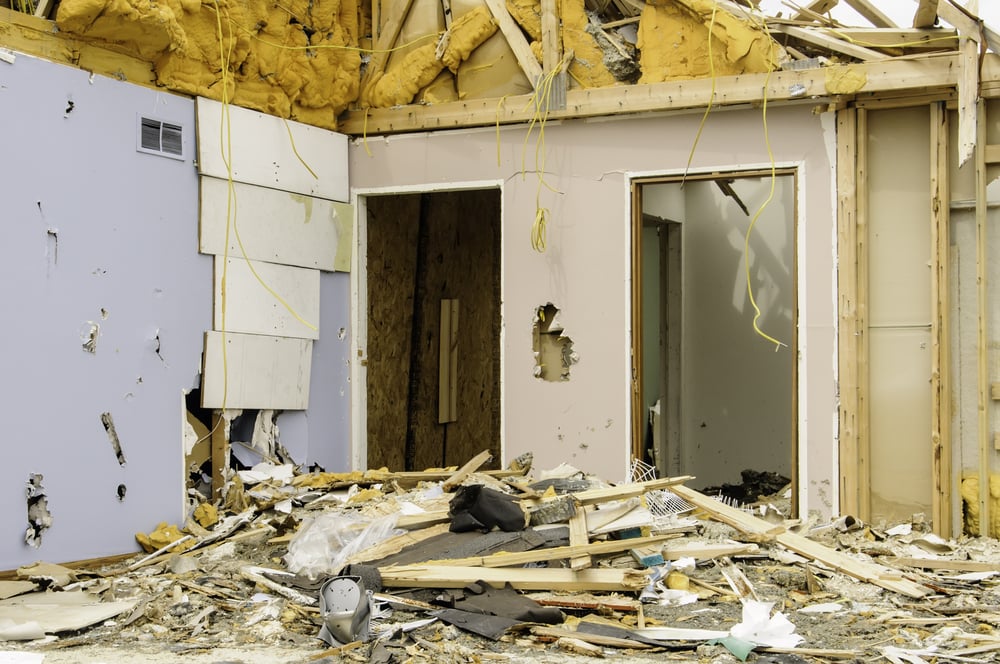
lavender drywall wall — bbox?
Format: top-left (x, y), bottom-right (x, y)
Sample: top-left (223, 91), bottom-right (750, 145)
top-left (349, 106), bottom-right (838, 517)
top-left (0, 52), bottom-right (210, 568)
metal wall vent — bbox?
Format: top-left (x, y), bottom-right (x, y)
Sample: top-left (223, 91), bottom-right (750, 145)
top-left (137, 116), bottom-right (184, 160)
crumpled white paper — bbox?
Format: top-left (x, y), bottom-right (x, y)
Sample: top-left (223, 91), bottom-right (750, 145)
top-left (729, 600), bottom-right (804, 648)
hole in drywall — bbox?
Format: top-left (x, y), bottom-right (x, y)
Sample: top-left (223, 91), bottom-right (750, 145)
top-left (80, 321), bottom-right (99, 353)
top-left (117, 484), bottom-right (127, 501)
top-left (25, 474), bottom-right (51, 548)
top-left (532, 303), bottom-right (577, 382)
top-left (64, 100), bottom-right (74, 115)
top-left (101, 412), bottom-right (127, 466)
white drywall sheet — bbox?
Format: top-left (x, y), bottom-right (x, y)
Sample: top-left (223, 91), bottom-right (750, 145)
top-left (213, 257), bottom-right (321, 339)
top-left (199, 176), bottom-right (353, 271)
top-left (196, 98), bottom-right (349, 202)
top-left (202, 331), bottom-right (313, 409)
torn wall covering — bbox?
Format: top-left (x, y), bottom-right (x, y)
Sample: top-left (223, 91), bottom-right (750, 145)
top-left (54, 0), bottom-right (360, 130)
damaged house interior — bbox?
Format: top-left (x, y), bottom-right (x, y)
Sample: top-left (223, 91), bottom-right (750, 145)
top-left (6, 0), bottom-right (1000, 660)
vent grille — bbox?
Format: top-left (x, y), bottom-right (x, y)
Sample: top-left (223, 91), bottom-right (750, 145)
top-left (138, 117), bottom-right (184, 159)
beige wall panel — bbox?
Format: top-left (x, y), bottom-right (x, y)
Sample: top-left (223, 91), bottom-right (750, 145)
top-left (350, 106), bottom-right (838, 516)
top-left (213, 257), bottom-right (320, 340)
top-left (200, 176), bottom-right (351, 271)
top-left (867, 108), bottom-right (932, 327)
top-left (868, 327), bottom-right (933, 522)
top-left (202, 331), bottom-right (312, 410)
top-left (196, 98), bottom-right (349, 202)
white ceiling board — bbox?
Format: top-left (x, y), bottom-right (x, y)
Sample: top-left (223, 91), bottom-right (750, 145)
top-left (214, 257), bottom-right (320, 340)
top-left (202, 331), bottom-right (313, 410)
top-left (200, 177), bottom-right (353, 271)
top-left (196, 98), bottom-right (349, 202)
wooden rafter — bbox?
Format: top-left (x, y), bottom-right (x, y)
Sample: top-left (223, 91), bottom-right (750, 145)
top-left (772, 24), bottom-right (891, 60)
top-left (360, 0), bottom-right (418, 98)
top-left (482, 0), bottom-right (543, 88)
top-left (791, 0), bottom-right (839, 22)
top-left (338, 54), bottom-right (967, 135)
top-left (843, 0), bottom-right (897, 29)
top-left (820, 28), bottom-right (958, 51)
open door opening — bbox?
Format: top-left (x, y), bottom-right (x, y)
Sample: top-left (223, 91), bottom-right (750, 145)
top-left (633, 171), bottom-right (797, 507)
top-left (363, 189), bottom-right (501, 472)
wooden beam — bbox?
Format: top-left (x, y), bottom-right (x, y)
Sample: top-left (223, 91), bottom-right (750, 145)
top-left (821, 28), bottom-right (957, 51)
top-left (568, 507), bottom-right (592, 571)
top-left (929, 0), bottom-right (1000, 54)
top-left (360, 0), bottom-right (417, 102)
top-left (210, 411), bottom-right (228, 502)
top-left (975, 97), bottom-right (990, 538)
top-left (791, 0), bottom-right (839, 22)
top-left (378, 565), bottom-right (651, 591)
top-left (521, 475), bottom-right (695, 507)
top-left (958, 35), bottom-right (980, 167)
top-left (420, 533), bottom-right (678, 568)
top-left (856, 107), bottom-right (872, 522)
top-left (843, 0), bottom-right (897, 28)
top-left (913, 0), bottom-right (939, 28)
top-left (893, 556), bottom-right (1000, 572)
top-left (837, 107), bottom-right (861, 519)
top-left (930, 102), bottom-right (952, 538)
top-left (338, 54), bottom-right (962, 135)
top-left (773, 25), bottom-right (891, 61)
top-left (985, 144), bottom-right (1000, 164)
top-left (440, 449), bottom-right (491, 492)
top-left (482, 0), bottom-right (543, 88)
top-left (671, 485), bottom-right (932, 598)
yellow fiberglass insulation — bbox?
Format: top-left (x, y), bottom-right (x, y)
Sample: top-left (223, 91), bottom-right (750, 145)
top-left (560, 0), bottom-right (615, 88)
top-left (55, 0), bottom-right (360, 131)
top-left (506, 0), bottom-right (540, 41)
top-left (637, 0), bottom-right (781, 84)
top-left (960, 475), bottom-right (1000, 538)
top-left (364, 5), bottom-right (496, 108)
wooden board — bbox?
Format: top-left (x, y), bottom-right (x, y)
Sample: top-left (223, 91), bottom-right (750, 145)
top-left (670, 485), bottom-right (932, 598)
top-left (213, 257), bottom-right (320, 340)
top-left (199, 176), bottom-right (351, 271)
top-left (196, 98), bottom-right (349, 202)
top-left (482, 0), bottom-right (543, 87)
top-left (378, 564), bottom-right (650, 591)
top-left (201, 331), bottom-right (312, 410)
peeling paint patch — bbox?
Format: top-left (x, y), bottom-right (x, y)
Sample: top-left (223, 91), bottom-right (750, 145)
top-left (80, 321), bottom-right (99, 353)
top-left (532, 303), bottom-right (578, 381)
top-left (25, 474), bottom-right (51, 549)
top-left (101, 412), bottom-right (127, 466)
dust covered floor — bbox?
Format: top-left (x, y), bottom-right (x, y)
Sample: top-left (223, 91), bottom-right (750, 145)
top-left (4, 457), bottom-right (1000, 663)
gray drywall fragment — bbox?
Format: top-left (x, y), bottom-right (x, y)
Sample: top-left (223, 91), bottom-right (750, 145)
top-left (24, 474), bottom-right (51, 549)
top-left (101, 412), bottom-right (127, 466)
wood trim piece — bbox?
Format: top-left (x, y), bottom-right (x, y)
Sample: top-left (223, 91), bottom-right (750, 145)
top-left (338, 55), bottom-right (962, 136)
top-left (930, 102), bottom-right (952, 537)
top-left (671, 485), bottom-right (932, 598)
top-left (631, 182), bottom-right (644, 463)
top-left (482, 0), bottom-right (543, 87)
top-left (856, 107), bottom-right (872, 522)
top-left (975, 97), bottom-right (990, 537)
top-left (837, 107), bottom-right (861, 518)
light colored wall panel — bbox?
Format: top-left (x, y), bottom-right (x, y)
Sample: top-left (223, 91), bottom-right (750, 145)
top-left (200, 176), bottom-right (353, 271)
top-left (202, 331), bottom-right (312, 409)
top-left (196, 98), bottom-right (349, 202)
top-left (214, 257), bottom-right (320, 340)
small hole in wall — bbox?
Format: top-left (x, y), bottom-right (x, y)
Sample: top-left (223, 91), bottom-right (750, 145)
top-left (25, 474), bottom-right (52, 549)
top-left (117, 484), bottom-right (127, 501)
top-left (532, 303), bottom-right (578, 382)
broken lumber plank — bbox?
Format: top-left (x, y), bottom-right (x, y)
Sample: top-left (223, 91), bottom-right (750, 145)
top-left (523, 476), bottom-right (694, 507)
top-left (662, 542), bottom-right (758, 560)
top-left (822, 28), bottom-right (958, 50)
top-left (531, 594), bottom-right (639, 613)
top-left (441, 450), bottom-right (492, 492)
top-left (377, 565), bottom-right (651, 591)
top-left (420, 533), bottom-right (679, 568)
top-left (772, 24), bottom-right (891, 60)
top-left (530, 626), bottom-right (654, 649)
top-left (568, 506), bottom-right (592, 571)
top-left (892, 557), bottom-right (1000, 572)
top-left (670, 485), bottom-right (932, 598)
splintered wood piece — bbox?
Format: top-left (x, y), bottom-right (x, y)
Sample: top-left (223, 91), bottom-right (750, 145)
top-left (441, 450), bottom-right (492, 492)
top-left (530, 626), bottom-right (653, 649)
top-left (556, 636), bottom-right (605, 657)
top-left (347, 523), bottom-right (451, 566)
top-left (670, 485), bottom-right (932, 598)
top-left (419, 533), bottom-right (679, 568)
top-left (568, 507), bottom-right (592, 571)
top-left (377, 565), bottom-right (651, 591)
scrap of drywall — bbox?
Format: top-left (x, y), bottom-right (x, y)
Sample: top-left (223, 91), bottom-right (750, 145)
top-left (363, 5), bottom-right (498, 107)
top-left (637, 0), bottom-right (782, 84)
top-left (55, 0), bottom-right (360, 131)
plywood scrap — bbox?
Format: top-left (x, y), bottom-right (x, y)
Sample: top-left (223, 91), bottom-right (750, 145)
top-left (377, 564), bottom-right (651, 591)
top-left (670, 484), bottom-right (933, 598)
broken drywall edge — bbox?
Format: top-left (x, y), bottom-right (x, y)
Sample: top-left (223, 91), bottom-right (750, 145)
top-left (533, 303), bottom-right (578, 381)
top-left (24, 475), bottom-right (51, 549)
top-left (0, 49), bottom-right (16, 64)
top-left (80, 321), bottom-right (99, 353)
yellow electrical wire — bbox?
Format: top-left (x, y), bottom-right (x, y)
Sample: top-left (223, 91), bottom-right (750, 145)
top-left (681, 2), bottom-right (719, 186)
top-left (283, 118), bottom-right (319, 179)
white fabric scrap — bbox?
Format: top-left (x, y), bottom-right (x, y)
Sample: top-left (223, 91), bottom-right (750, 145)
top-left (729, 600), bottom-right (804, 649)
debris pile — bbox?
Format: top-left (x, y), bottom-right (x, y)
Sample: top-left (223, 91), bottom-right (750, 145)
top-left (3, 451), bottom-right (1000, 663)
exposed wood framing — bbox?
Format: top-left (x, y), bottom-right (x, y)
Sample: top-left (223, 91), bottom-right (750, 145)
top-left (823, 28), bottom-right (957, 51)
top-left (958, 35), bottom-right (981, 167)
top-left (913, 0), bottom-right (939, 29)
top-left (211, 411), bottom-right (228, 501)
top-left (856, 107), bottom-right (872, 522)
top-left (339, 55), bottom-right (964, 136)
top-left (842, 0), bottom-right (897, 29)
top-left (378, 565), bottom-right (651, 591)
top-left (483, 0), bottom-right (543, 87)
top-left (791, 0), bottom-right (839, 23)
top-left (929, 0), bottom-right (1000, 54)
top-left (630, 183), bottom-right (644, 464)
top-left (930, 102), bottom-right (952, 537)
top-left (772, 25), bottom-right (891, 61)
top-left (986, 144), bottom-right (1000, 163)
top-left (360, 0), bottom-right (417, 101)
top-left (975, 97), bottom-right (990, 537)
top-left (837, 107), bottom-right (861, 518)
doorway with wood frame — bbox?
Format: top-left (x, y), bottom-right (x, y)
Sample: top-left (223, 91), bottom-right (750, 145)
top-left (362, 189), bottom-right (502, 472)
top-left (632, 171), bottom-right (797, 503)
